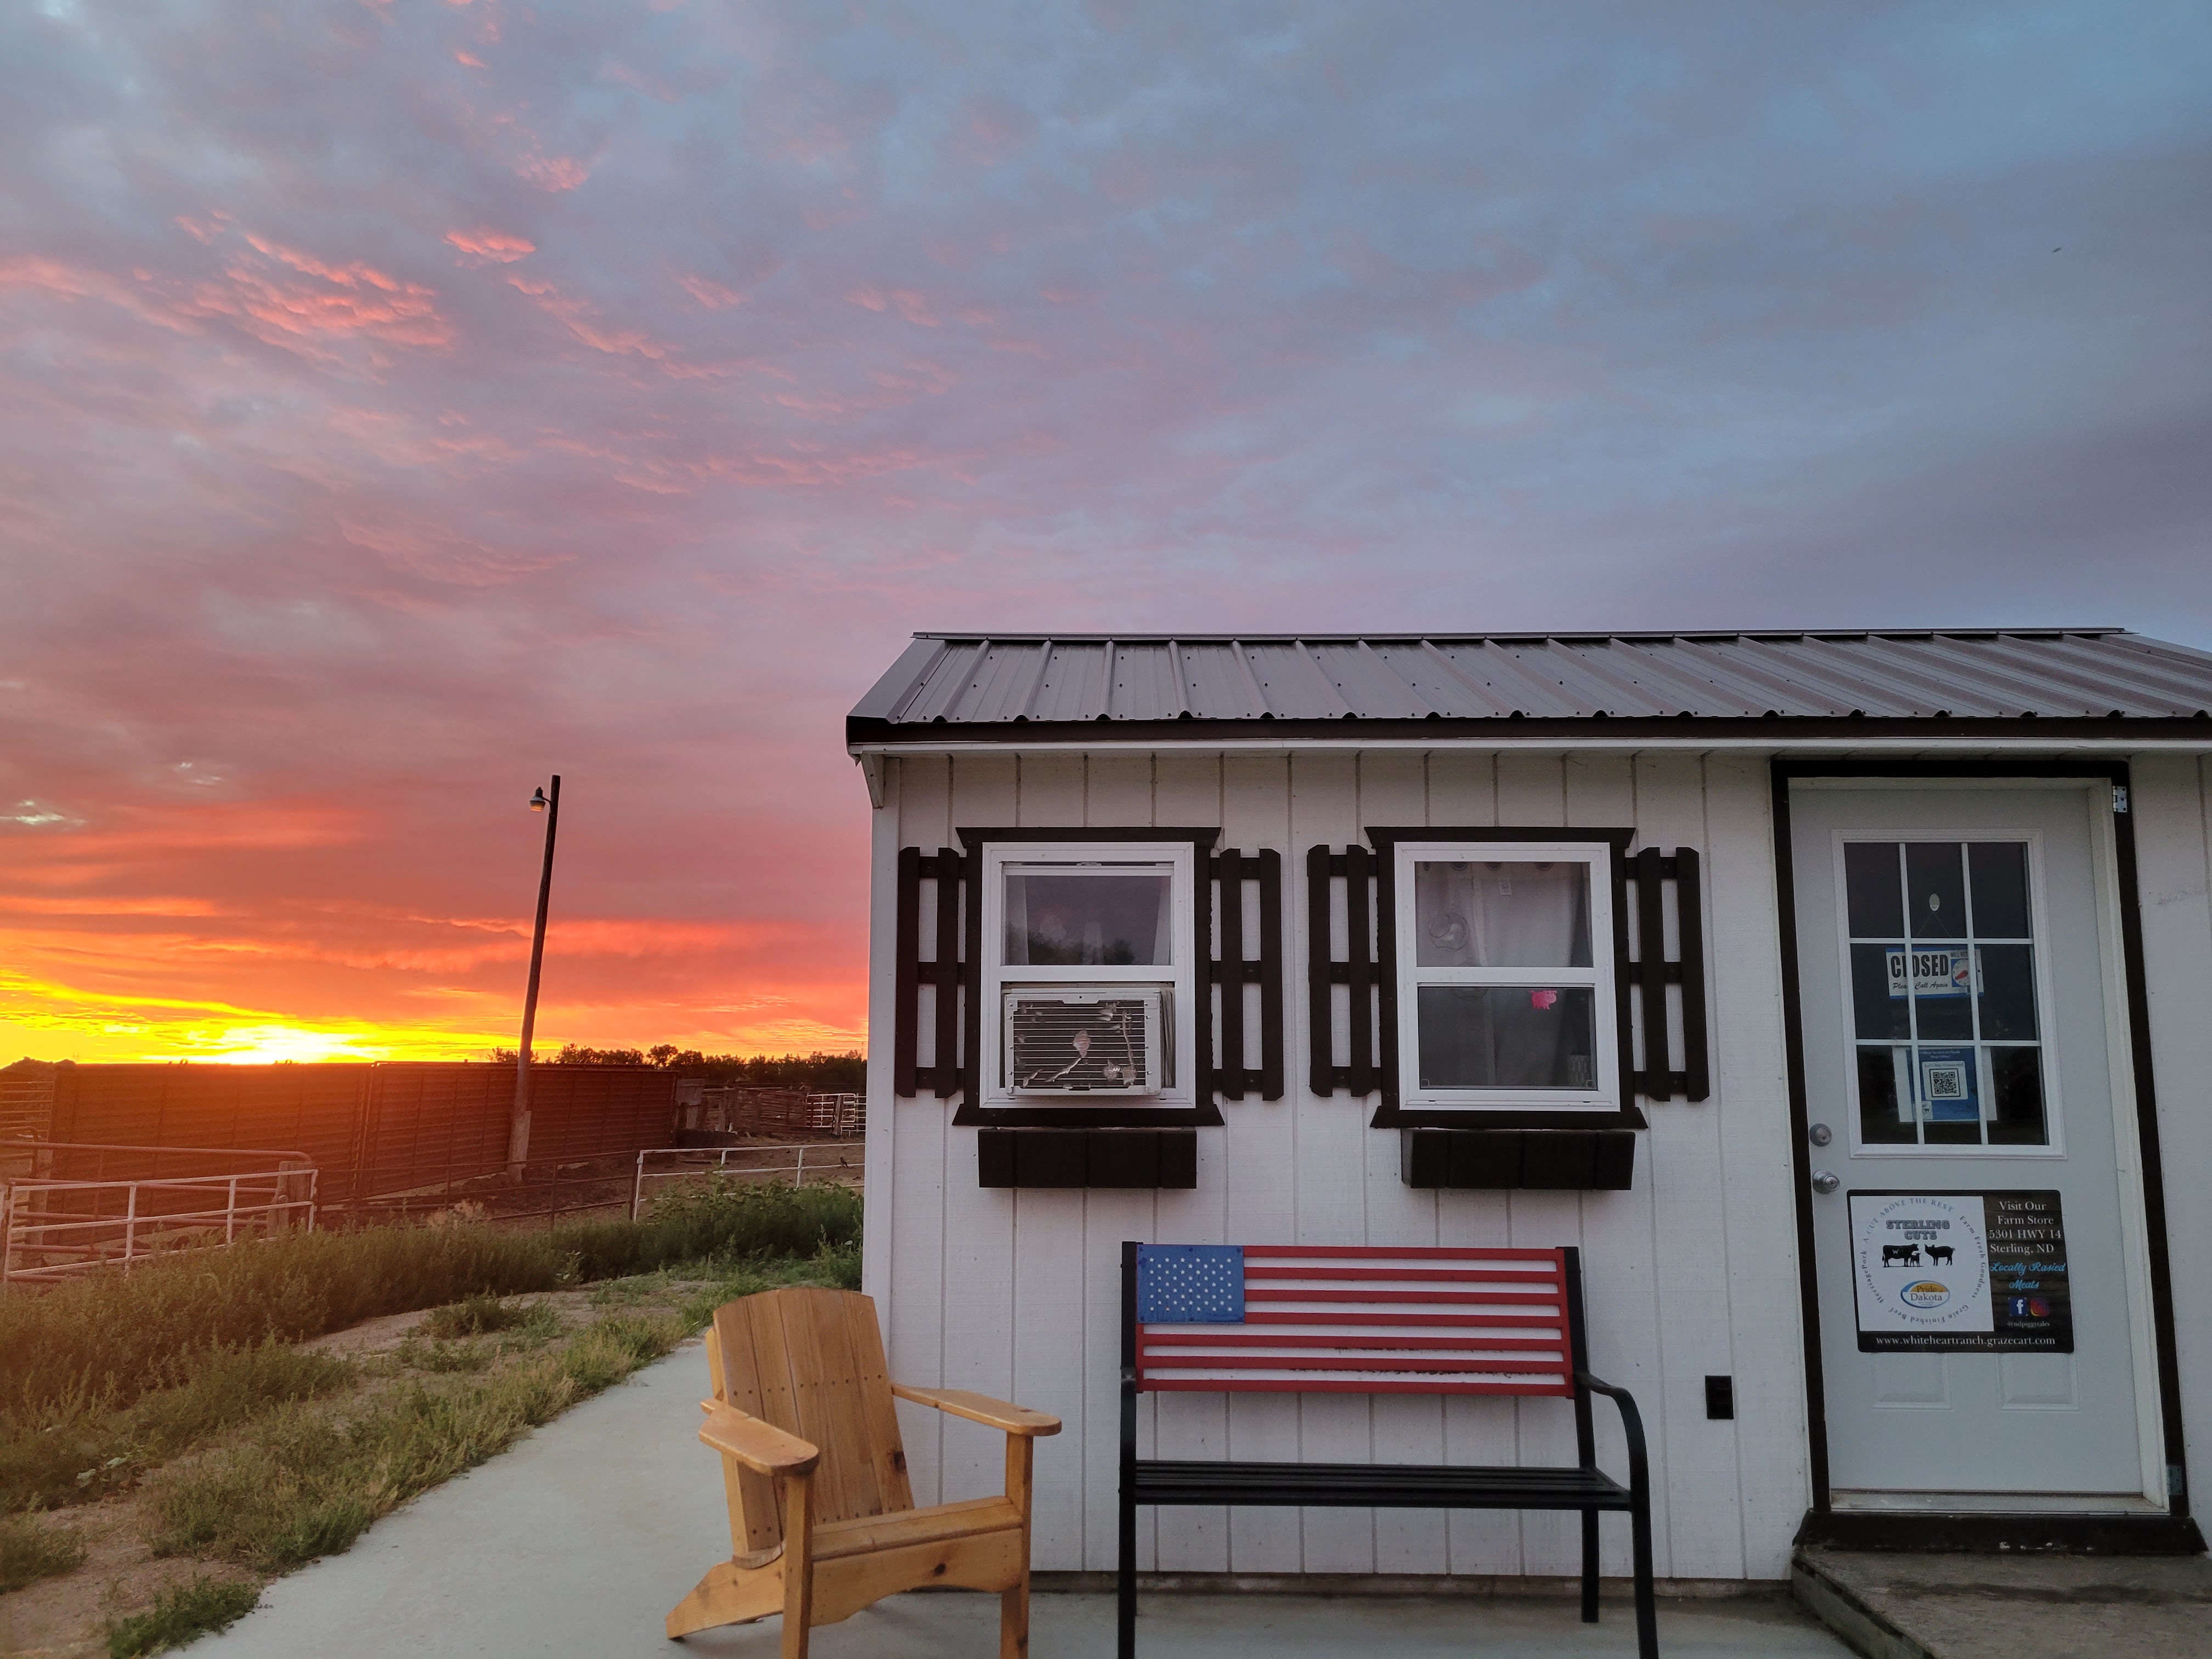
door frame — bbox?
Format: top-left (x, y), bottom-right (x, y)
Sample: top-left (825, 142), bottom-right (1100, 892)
top-left (1771, 758), bottom-right (2201, 1553)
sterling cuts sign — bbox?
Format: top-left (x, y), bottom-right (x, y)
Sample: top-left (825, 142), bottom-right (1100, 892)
top-left (1849, 1190), bottom-right (2074, 1353)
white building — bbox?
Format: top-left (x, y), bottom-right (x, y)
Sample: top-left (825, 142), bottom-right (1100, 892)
top-left (848, 629), bottom-right (2211, 1582)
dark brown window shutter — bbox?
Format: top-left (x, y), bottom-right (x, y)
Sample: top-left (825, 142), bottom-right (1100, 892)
top-left (1305, 844), bottom-right (1381, 1096)
top-left (1209, 849), bottom-right (1284, 1101)
top-left (892, 847), bottom-right (969, 1098)
top-left (1627, 847), bottom-right (1711, 1102)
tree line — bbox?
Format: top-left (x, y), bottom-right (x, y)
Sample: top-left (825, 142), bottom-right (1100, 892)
top-left (483, 1047), bottom-right (867, 1093)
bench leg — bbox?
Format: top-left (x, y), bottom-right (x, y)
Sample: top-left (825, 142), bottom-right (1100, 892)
top-left (1579, 1508), bottom-right (1600, 1623)
top-left (1630, 1488), bottom-right (1658, 1659)
top-left (1116, 1489), bottom-right (1137, 1659)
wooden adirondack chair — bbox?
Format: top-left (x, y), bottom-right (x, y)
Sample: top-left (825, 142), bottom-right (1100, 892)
top-left (667, 1286), bottom-right (1061, 1658)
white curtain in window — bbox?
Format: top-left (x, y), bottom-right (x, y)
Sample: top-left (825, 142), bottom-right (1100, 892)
top-left (1414, 861), bottom-right (1590, 968)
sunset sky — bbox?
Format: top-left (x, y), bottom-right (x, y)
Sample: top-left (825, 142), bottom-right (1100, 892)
top-left (3, 2), bottom-right (2208, 1065)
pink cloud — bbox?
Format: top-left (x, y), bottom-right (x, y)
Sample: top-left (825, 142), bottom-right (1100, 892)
top-left (842, 284), bottom-right (937, 326)
top-left (446, 228), bottom-right (538, 266)
top-left (602, 60), bottom-right (682, 104)
top-left (517, 155), bottom-right (590, 193)
top-left (678, 273), bottom-right (744, 309)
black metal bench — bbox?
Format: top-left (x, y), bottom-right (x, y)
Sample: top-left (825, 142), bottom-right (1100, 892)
top-left (1118, 1240), bottom-right (1657, 1658)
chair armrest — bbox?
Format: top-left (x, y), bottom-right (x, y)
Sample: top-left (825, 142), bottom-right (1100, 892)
top-left (892, 1383), bottom-right (1063, 1437)
top-left (697, 1400), bottom-right (820, 1475)
top-left (1573, 1372), bottom-right (1651, 1491)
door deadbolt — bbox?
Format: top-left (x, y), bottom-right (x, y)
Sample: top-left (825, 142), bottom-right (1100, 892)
top-left (1811, 1170), bottom-right (1840, 1195)
top-left (1808, 1122), bottom-right (1833, 1147)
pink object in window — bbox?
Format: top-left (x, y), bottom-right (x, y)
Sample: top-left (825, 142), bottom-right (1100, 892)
top-left (1530, 989), bottom-right (1559, 1011)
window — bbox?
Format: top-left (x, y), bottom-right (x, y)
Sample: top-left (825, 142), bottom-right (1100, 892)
top-left (1390, 840), bottom-right (1621, 1113)
top-left (1838, 838), bottom-right (2055, 1152)
top-left (979, 841), bottom-right (1197, 1109)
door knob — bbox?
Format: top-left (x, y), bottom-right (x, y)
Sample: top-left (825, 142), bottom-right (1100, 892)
top-left (1811, 1170), bottom-right (1840, 1195)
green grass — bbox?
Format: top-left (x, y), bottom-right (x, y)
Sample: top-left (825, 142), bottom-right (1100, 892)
top-left (106, 1577), bottom-right (259, 1657)
top-left (557, 1180), bottom-right (861, 1280)
top-left (0, 1178), bottom-right (862, 1648)
top-left (0, 1227), bottom-right (563, 1424)
top-left (0, 1510), bottom-right (87, 1593)
top-left (150, 1312), bottom-right (685, 1572)
top-left (419, 1295), bottom-right (562, 1341)
top-left (0, 1182), bottom-right (861, 1427)
top-left (2, 1342), bottom-right (358, 1511)
top-left (390, 1338), bottom-right (492, 1374)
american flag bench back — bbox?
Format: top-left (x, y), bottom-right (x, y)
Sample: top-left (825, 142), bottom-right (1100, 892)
top-left (1127, 1243), bottom-right (1581, 1398)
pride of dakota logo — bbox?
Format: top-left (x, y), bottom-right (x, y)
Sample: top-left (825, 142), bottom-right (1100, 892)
top-left (1899, 1280), bottom-right (1951, 1310)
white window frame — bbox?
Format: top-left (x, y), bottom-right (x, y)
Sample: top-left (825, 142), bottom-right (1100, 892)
top-left (1391, 839), bottom-right (1622, 1114)
top-left (977, 840), bottom-right (1197, 1110)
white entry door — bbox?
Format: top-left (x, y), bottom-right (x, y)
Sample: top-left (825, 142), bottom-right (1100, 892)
top-left (1792, 783), bottom-right (2155, 1503)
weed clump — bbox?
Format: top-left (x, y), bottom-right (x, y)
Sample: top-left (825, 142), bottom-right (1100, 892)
top-left (151, 1311), bottom-right (683, 1571)
top-left (0, 1511), bottom-right (87, 1593)
top-left (106, 1576), bottom-right (258, 1657)
top-left (420, 1295), bottom-right (558, 1341)
top-left (2, 1342), bottom-right (357, 1512)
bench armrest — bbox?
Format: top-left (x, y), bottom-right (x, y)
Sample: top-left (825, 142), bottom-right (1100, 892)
top-left (1573, 1372), bottom-right (1651, 1492)
top-left (893, 1383), bottom-right (1063, 1437)
top-left (698, 1400), bottom-right (820, 1475)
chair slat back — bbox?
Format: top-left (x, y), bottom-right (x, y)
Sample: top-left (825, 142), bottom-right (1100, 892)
top-left (710, 1287), bottom-right (914, 1543)
top-left (1131, 1245), bottom-right (1579, 1397)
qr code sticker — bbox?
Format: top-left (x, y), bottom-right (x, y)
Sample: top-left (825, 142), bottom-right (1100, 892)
top-left (1925, 1064), bottom-right (1968, 1100)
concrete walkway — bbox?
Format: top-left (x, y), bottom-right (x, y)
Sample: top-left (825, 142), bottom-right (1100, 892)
top-left (200, 1338), bottom-right (1849, 1658)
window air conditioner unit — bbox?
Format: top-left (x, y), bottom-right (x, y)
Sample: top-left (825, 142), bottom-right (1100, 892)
top-left (1004, 987), bottom-right (1166, 1096)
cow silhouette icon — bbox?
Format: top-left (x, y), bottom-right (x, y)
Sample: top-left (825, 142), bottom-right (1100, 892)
top-left (1881, 1244), bottom-right (1922, 1267)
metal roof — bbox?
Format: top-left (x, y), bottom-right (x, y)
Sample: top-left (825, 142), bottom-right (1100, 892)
top-left (850, 630), bottom-right (2212, 735)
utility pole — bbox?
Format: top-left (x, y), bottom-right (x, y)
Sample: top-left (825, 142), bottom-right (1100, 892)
top-left (509, 774), bottom-right (560, 1179)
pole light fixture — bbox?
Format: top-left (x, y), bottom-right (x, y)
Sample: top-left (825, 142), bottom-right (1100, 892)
top-left (509, 774), bottom-right (561, 1178)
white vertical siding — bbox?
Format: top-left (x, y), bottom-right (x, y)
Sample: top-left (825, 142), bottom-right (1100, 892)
top-left (870, 744), bottom-right (1810, 1579)
top-left (2128, 756), bottom-right (2212, 1511)
top-left (1700, 755), bottom-right (1810, 1575)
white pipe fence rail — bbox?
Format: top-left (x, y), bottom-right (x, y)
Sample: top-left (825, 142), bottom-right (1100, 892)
top-left (1, 1157), bottom-right (318, 1292)
top-left (629, 1142), bottom-right (864, 1221)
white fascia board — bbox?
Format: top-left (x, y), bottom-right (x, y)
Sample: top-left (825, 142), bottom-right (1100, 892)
top-left (852, 735), bottom-right (2212, 761)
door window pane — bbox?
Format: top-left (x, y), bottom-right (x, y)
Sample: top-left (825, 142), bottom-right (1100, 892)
top-left (1415, 985), bottom-right (1596, 1090)
top-left (1975, 945), bottom-right (2039, 1041)
top-left (1855, 1047), bottom-right (1916, 1143)
top-left (1987, 1047), bottom-right (2050, 1146)
top-left (1412, 861), bottom-right (1590, 967)
top-left (1904, 843), bottom-right (1967, 933)
top-left (1844, 843), bottom-right (1904, 938)
top-left (1002, 870), bottom-right (1173, 966)
top-left (1850, 944), bottom-right (1911, 1039)
top-left (1968, 843), bottom-right (2033, 938)
top-left (1908, 944), bottom-right (1975, 1041)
